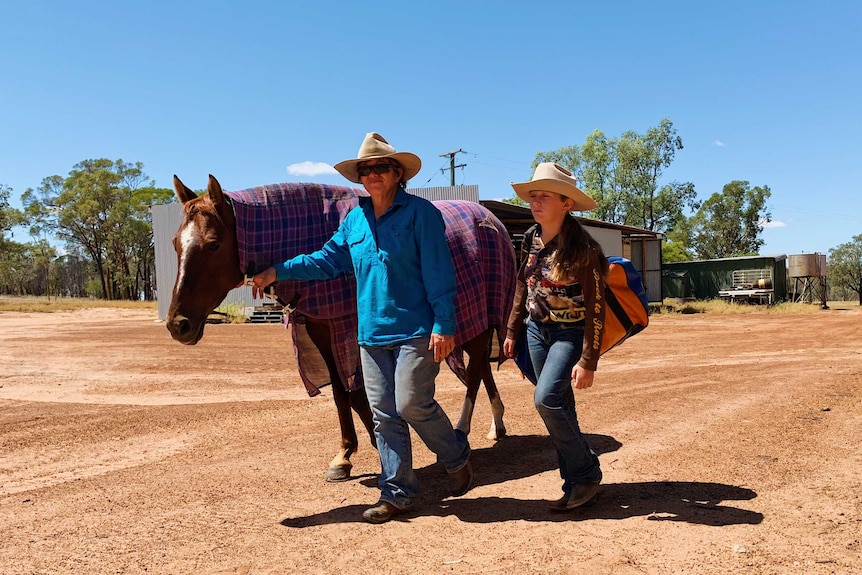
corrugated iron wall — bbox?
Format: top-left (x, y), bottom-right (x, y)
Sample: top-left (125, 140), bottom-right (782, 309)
top-left (627, 238), bottom-right (663, 304)
top-left (408, 185), bottom-right (478, 203)
top-left (152, 203), bottom-right (254, 321)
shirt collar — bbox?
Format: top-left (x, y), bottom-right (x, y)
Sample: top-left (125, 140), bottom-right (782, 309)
top-left (358, 184), bottom-right (410, 213)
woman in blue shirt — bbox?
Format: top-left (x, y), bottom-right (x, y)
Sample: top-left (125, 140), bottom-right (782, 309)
top-left (250, 132), bottom-right (473, 524)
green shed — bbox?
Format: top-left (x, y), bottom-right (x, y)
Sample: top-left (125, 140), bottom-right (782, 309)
top-left (662, 255), bottom-right (788, 303)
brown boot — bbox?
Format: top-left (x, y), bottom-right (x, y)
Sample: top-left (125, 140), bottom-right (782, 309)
top-left (362, 500), bottom-right (410, 524)
top-left (548, 481), bottom-right (600, 512)
top-left (448, 461), bottom-right (474, 497)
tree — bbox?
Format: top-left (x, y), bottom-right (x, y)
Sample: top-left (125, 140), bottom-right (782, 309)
top-left (0, 184), bottom-right (30, 295)
top-left (533, 118), bottom-right (699, 233)
top-left (682, 181), bottom-right (771, 259)
top-left (828, 235), bottom-right (862, 305)
top-left (661, 217), bottom-right (695, 262)
top-left (1, 184), bottom-right (25, 239)
top-left (21, 159), bottom-right (174, 300)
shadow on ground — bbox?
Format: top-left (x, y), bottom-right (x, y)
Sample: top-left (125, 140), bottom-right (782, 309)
top-left (282, 433), bottom-right (762, 528)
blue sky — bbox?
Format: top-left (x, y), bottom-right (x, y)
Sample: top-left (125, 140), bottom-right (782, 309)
top-left (2, 1), bottom-right (860, 257)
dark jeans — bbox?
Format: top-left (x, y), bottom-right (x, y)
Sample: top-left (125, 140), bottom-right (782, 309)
top-left (527, 320), bottom-right (602, 493)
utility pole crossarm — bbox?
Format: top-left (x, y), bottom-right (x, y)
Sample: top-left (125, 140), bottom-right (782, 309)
top-left (439, 149), bottom-right (465, 186)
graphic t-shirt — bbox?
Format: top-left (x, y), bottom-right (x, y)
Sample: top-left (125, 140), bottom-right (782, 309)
top-left (524, 231), bottom-right (588, 323)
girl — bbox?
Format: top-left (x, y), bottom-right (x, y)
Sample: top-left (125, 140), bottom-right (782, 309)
top-left (503, 162), bottom-right (608, 511)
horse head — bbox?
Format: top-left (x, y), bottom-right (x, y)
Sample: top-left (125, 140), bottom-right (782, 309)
top-left (166, 175), bottom-right (243, 345)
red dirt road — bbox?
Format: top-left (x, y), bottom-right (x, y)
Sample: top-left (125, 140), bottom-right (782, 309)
top-left (1, 308), bottom-right (860, 574)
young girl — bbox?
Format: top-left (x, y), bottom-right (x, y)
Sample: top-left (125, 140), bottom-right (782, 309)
top-left (503, 162), bottom-right (608, 511)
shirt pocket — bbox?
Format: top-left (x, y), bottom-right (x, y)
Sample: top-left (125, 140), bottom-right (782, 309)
top-left (347, 229), bottom-right (375, 267)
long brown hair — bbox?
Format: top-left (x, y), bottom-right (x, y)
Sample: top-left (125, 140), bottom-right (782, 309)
top-left (547, 213), bottom-right (609, 283)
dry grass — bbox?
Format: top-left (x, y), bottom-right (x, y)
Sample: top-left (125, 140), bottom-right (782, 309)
top-left (661, 298), bottom-right (860, 315)
top-left (0, 296), bottom-right (158, 313)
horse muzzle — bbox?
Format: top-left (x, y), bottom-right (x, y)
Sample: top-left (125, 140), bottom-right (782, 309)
top-left (166, 314), bottom-right (206, 345)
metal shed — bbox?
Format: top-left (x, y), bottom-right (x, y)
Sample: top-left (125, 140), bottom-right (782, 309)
top-left (479, 201), bottom-right (664, 304)
top-left (662, 255), bottom-right (789, 303)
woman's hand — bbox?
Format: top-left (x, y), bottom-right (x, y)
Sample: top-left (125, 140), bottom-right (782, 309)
top-left (429, 333), bottom-right (455, 362)
top-left (572, 364), bottom-right (595, 389)
top-left (248, 266), bottom-right (277, 300)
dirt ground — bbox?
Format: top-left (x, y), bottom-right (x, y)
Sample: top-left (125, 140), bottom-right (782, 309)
top-left (1, 307), bottom-right (860, 575)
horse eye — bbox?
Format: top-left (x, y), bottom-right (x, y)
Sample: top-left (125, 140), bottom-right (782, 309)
top-left (207, 242), bottom-right (221, 252)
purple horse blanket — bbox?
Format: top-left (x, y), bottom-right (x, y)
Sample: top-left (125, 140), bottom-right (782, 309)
top-left (228, 182), bottom-right (516, 396)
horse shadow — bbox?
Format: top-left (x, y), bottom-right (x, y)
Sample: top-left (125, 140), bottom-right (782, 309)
top-left (281, 433), bottom-right (763, 528)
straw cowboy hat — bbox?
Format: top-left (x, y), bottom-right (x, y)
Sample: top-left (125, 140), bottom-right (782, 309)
top-left (334, 132), bottom-right (422, 184)
top-left (511, 162), bottom-right (597, 211)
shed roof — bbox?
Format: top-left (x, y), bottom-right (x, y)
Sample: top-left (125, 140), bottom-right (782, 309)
top-left (479, 200), bottom-right (663, 239)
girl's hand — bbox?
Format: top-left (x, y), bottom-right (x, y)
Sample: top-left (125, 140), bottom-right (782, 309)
top-left (503, 337), bottom-right (516, 359)
top-left (572, 364), bottom-right (595, 389)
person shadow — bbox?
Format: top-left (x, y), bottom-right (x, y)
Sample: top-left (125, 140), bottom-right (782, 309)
top-left (281, 434), bottom-right (763, 528)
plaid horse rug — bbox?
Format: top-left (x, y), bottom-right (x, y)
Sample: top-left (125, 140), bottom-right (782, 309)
top-left (227, 182), bottom-right (516, 396)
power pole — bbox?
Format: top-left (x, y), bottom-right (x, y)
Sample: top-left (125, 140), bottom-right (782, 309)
top-left (439, 149), bottom-right (466, 186)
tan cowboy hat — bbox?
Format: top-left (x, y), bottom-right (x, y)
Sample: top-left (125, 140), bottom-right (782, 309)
top-left (333, 132), bottom-right (422, 184)
top-left (511, 162), bottom-right (597, 211)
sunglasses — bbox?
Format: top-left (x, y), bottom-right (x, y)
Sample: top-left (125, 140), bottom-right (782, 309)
top-left (357, 163), bottom-right (397, 177)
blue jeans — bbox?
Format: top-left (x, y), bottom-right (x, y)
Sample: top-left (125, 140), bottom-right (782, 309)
top-left (360, 335), bottom-right (470, 509)
top-left (527, 320), bottom-right (602, 493)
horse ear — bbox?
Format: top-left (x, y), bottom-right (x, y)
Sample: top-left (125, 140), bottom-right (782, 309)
top-left (173, 175), bottom-right (197, 204)
top-left (207, 174), bottom-right (227, 208)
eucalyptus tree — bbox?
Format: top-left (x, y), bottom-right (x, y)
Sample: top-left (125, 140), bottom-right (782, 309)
top-left (533, 118), bottom-right (698, 233)
top-left (21, 159), bottom-right (174, 299)
top-left (829, 234), bottom-right (862, 305)
top-left (1, 184), bottom-right (25, 237)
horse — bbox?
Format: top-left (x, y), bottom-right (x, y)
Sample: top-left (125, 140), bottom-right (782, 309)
top-left (166, 175), bottom-right (516, 482)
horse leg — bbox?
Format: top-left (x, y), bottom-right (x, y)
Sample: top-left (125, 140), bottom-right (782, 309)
top-left (455, 328), bottom-right (506, 440)
top-left (350, 380), bottom-right (376, 450)
top-left (305, 319), bottom-right (363, 482)
top-left (479, 346), bottom-right (506, 440)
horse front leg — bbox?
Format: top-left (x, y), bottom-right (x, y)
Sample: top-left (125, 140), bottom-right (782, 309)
top-left (328, 376), bottom-right (376, 481)
top-left (305, 319), bottom-right (361, 483)
top-left (349, 384), bottom-right (376, 450)
top-left (326, 381), bottom-right (359, 482)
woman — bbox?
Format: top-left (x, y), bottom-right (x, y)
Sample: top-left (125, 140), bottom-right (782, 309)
top-left (503, 162), bottom-right (608, 511)
top-left (250, 132), bottom-right (473, 524)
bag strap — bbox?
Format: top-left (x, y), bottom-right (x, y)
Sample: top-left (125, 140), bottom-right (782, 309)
top-left (604, 283), bottom-right (634, 331)
top-left (519, 224), bottom-right (538, 270)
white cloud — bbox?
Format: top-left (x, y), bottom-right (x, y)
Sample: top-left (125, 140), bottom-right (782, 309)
top-left (761, 219), bottom-right (787, 229)
top-left (714, 140), bottom-right (725, 147)
top-left (286, 161), bottom-right (337, 177)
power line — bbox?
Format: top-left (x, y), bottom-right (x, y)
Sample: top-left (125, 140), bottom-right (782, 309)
top-left (424, 161), bottom-right (451, 184)
top-left (770, 203), bottom-right (860, 222)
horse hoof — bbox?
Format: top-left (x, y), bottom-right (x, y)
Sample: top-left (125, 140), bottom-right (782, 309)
top-left (325, 465), bottom-right (352, 483)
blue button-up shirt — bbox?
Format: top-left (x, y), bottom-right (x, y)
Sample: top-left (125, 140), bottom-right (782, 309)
top-left (273, 186), bottom-right (457, 346)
